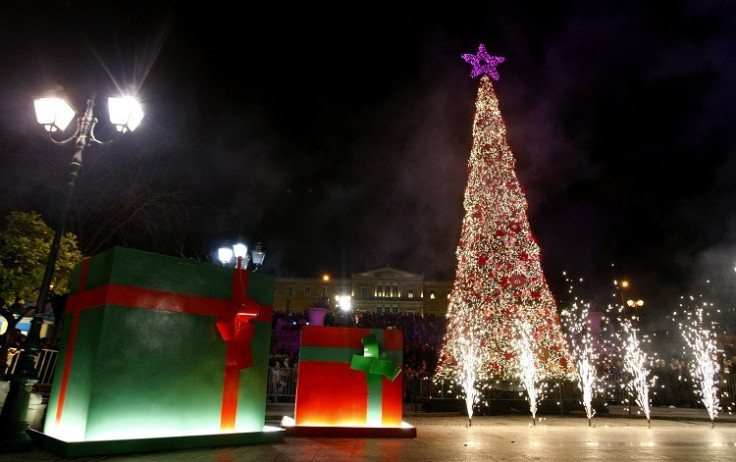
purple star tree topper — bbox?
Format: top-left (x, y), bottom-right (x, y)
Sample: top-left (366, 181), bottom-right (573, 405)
top-left (462, 43), bottom-right (505, 80)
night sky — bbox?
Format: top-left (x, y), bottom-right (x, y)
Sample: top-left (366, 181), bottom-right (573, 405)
top-left (2, 2), bottom-right (736, 322)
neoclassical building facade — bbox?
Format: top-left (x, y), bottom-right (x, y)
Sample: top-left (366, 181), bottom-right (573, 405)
top-left (272, 266), bottom-right (452, 317)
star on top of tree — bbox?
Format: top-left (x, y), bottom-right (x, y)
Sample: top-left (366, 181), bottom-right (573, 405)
top-left (462, 43), bottom-right (505, 80)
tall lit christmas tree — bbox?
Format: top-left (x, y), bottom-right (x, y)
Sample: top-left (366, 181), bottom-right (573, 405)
top-left (435, 44), bottom-right (574, 420)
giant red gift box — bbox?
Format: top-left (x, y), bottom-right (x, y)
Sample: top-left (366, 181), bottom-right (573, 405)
top-left (294, 326), bottom-right (403, 427)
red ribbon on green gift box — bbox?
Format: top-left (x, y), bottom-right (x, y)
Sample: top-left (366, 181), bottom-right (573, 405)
top-left (350, 332), bottom-right (401, 425)
top-left (217, 268), bottom-right (269, 429)
top-left (55, 256), bottom-right (271, 430)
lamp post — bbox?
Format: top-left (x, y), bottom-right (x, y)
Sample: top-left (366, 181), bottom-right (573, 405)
top-left (217, 242), bottom-right (265, 271)
top-left (615, 279), bottom-right (629, 307)
top-left (0, 91), bottom-right (143, 452)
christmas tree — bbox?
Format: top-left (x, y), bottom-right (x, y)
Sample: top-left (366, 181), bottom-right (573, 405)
top-left (435, 44), bottom-right (574, 419)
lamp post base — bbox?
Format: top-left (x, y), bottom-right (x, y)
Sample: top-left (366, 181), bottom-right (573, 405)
top-left (0, 316), bottom-right (42, 453)
top-left (0, 376), bottom-right (36, 452)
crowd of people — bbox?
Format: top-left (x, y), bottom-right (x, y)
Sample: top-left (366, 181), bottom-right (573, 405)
top-left (4, 306), bottom-right (736, 395)
top-left (270, 310), bottom-right (447, 375)
top-left (269, 310), bottom-right (736, 401)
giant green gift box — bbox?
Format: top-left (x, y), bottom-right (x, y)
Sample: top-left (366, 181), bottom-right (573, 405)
top-left (42, 246), bottom-right (274, 443)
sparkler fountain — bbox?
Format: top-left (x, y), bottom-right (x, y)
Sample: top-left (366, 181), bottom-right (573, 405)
top-left (513, 320), bottom-right (546, 427)
top-left (676, 300), bottom-right (723, 428)
top-left (620, 319), bottom-right (655, 428)
top-left (459, 340), bottom-right (480, 427)
top-left (561, 299), bottom-right (600, 426)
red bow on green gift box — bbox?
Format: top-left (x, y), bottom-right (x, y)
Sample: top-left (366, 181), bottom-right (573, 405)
top-left (215, 269), bottom-right (266, 370)
top-left (216, 268), bottom-right (272, 430)
top-left (350, 333), bottom-right (401, 425)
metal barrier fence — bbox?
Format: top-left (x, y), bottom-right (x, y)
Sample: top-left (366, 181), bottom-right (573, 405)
top-left (267, 366), bottom-right (298, 402)
top-left (599, 371), bottom-right (736, 409)
top-left (266, 367), bottom-right (736, 413)
top-left (7, 352), bottom-right (735, 413)
top-left (3, 348), bottom-right (58, 386)
top-left (405, 371), bottom-right (736, 412)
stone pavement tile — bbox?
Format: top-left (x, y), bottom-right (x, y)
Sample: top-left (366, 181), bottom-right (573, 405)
top-left (2, 413), bottom-right (736, 461)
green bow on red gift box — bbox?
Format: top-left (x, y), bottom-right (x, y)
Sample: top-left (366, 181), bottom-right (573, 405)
top-left (350, 333), bottom-right (401, 382)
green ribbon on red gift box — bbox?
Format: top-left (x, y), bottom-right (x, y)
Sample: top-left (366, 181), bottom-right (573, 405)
top-left (350, 333), bottom-right (401, 425)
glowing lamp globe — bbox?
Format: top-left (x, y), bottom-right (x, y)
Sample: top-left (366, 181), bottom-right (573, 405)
top-left (232, 243), bottom-right (247, 259)
top-left (108, 96), bottom-right (144, 133)
top-left (250, 243), bottom-right (265, 266)
top-left (34, 97), bottom-right (76, 132)
top-left (217, 247), bottom-right (233, 265)
top-left (337, 295), bottom-right (352, 312)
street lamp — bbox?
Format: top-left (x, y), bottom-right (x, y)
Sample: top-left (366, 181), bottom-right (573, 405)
top-left (217, 242), bottom-right (265, 271)
top-left (336, 294), bottom-right (352, 326)
top-left (0, 91), bottom-right (143, 452)
top-left (627, 298), bottom-right (645, 327)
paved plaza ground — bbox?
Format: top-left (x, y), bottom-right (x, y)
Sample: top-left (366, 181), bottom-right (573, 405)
top-left (2, 404), bottom-right (735, 461)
